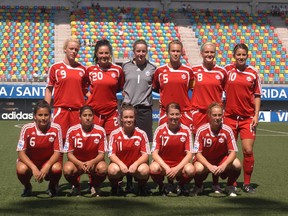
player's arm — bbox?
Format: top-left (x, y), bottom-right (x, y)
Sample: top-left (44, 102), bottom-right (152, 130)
top-left (252, 95), bottom-right (261, 127)
top-left (169, 151), bottom-right (193, 177)
top-left (214, 151), bottom-right (236, 175)
top-left (44, 86), bottom-right (54, 105)
top-left (39, 151), bottom-right (61, 180)
top-left (152, 150), bottom-right (171, 173)
top-left (128, 152), bottom-right (149, 173)
top-left (109, 154), bottom-right (128, 174)
top-left (67, 152), bottom-right (86, 171)
top-left (18, 150), bottom-right (41, 182)
top-left (195, 152), bottom-right (217, 174)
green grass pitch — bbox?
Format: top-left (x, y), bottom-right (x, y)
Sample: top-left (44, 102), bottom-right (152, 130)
top-left (0, 121), bottom-right (287, 216)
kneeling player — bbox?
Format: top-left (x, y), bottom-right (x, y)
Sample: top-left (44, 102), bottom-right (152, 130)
top-left (63, 105), bottom-right (107, 197)
top-left (150, 103), bottom-right (194, 196)
top-left (16, 100), bottom-right (62, 197)
top-left (191, 102), bottom-right (241, 197)
top-left (108, 104), bottom-right (150, 196)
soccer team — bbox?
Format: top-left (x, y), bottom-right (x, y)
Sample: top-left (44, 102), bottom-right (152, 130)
top-left (16, 37), bottom-right (262, 197)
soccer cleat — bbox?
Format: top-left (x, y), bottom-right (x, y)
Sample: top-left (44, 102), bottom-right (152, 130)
top-left (125, 183), bottom-right (135, 194)
top-left (21, 187), bottom-right (32, 197)
top-left (243, 184), bottom-right (256, 194)
top-left (90, 186), bottom-right (100, 197)
top-left (189, 185), bottom-right (203, 197)
top-left (225, 186), bottom-right (237, 197)
top-left (46, 187), bottom-right (57, 197)
top-left (137, 186), bottom-right (151, 196)
top-left (69, 185), bottom-right (81, 197)
top-left (212, 184), bottom-right (223, 194)
top-left (163, 183), bottom-right (174, 196)
top-left (175, 184), bottom-right (189, 196)
top-left (111, 185), bottom-right (125, 196)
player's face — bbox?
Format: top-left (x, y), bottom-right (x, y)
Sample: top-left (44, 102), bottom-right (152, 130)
top-left (233, 48), bottom-right (248, 68)
top-left (201, 45), bottom-right (216, 65)
top-left (167, 107), bottom-right (181, 127)
top-left (96, 45), bottom-right (111, 67)
top-left (134, 44), bottom-right (147, 65)
top-left (34, 108), bottom-right (51, 129)
top-left (209, 106), bottom-right (223, 128)
top-left (80, 109), bottom-right (94, 127)
top-left (121, 110), bottom-right (135, 130)
top-left (169, 44), bottom-right (182, 63)
top-left (64, 41), bottom-right (80, 61)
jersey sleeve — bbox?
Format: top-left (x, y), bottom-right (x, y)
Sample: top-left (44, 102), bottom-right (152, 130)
top-left (253, 69), bottom-right (262, 96)
top-left (53, 126), bottom-right (63, 152)
top-left (108, 133), bottom-right (117, 157)
top-left (140, 132), bottom-right (151, 154)
top-left (185, 128), bottom-right (193, 152)
top-left (117, 68), bottom-right (125, 92)
top-left (224, 125), bottom-right (238, 152)
top-left (98, 130), bottom-right (107, 153)
top-left (193, 130), bottom-right (203, 153)
top-left (152, 69), bottom-right (160, 91)
top-left (63, 130), bottom-right (74, 153)
top-left (151, 127), bottom-right (161, 152)
top-left (47, 65), bottom-right (56, 87)
top-left (16, 125), bottom-right (28, 152)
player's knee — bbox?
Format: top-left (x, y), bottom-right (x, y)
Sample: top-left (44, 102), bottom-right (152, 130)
top-left (63, 162), bottom-right (75, 175)
top-left (108, 163), bottom-right (121, 176)
top-left (183, 163), bottom-right (195, 177)
top-left (194, 162), bottom-right (205, 174)
top-left (233, 158), bottom-right (242, 171)
top-left (16, 163), bottom-right (30, 175)
top-left (137, 163), bottom-right (150, 176)
top-left (149, 162), bottom-right (161, 174)
top-left (96, 161), bottom-right (108, 175)
top-left (51, 162), bottom-right (62, 174)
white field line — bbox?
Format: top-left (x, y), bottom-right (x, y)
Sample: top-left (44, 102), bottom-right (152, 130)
top-left (257, 128), bottom-right (288, 136)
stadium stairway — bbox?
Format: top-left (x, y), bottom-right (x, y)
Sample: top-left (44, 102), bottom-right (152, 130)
top-left (173, 12), bottom-right (202, 65)
top-left (268, 15), bottom-right (288, 52)
top-left (54, 10), bottom-right (71, 62)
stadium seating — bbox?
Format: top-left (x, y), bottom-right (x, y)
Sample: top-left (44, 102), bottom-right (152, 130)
top-left (0, 6), bottom-right (57, 82)
top-left (70, 7), bottom-right (188, 66)
top-left (189, 9), bottom-right (288, 84)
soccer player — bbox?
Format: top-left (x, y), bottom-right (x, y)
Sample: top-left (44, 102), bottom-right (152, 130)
top-left (108, 104), bottom-right (150, 196)
top-left (45, 38), bottom-right (88, 139)
top-left (152, 40), bottom-right (193, 129)
top-left (190, 42), bottom-right (227, 193)
top-left (122, 39), bottom-right (156, 142)
top-left (191, 102), bottom-right (241, 197)
top-left (86, 39), bottom-right (124, 139)
top-left (190, 42), bottom-right (227, 135)
top-left (63, 105), bottom-right (107, 197)
top-left (16, 100), bottom-right (62, 197)
top-left (224, 43), bottom-right (262, 193)
top-left (150, 103), bottom-right (194, 196)
top-left (122, 39), bottom-right (156, 192)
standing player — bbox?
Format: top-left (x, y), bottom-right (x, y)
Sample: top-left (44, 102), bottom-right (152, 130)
top-left (190, 42), bottom-right (227, 193)
top-left (63, 105), bottom-right (107, 197)
top-left (150, 103), bottom-right (194, 196)
top-left (224, 43), bottom-right (262, 193)
top-left (108, 104), bottom-right (150, 196)
top-left (191, 102), bottom-right (241, 197)
top-left (122, 39), bottom-right (156, 142)
top-left (122, 39), bottom-right (156, 192)
top-left (86, 39), bottom-right (124, 140)
top-left (16, 100), bottom-right (62, 197)
top-left (152, 40), bottom-right (193, 128)
top-left (45, 38), bottom-right (87, 140)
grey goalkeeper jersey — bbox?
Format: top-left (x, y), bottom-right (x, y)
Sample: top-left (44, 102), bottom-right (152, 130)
top-left (122, 60), bottom-right (156, 107)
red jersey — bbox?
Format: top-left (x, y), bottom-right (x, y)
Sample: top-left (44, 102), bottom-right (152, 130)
top-left (152, 123), bottom-right (192, 167)
top-left (224, 64), bottom-right (262, 117)
top-left (64, 124), bottom-right (107, 162)
top-left (152, 64), bottom-right (193, 112)
top-left (191, 64), bottom-right (227, 110)
top-left (193, 123), bottom-right (238, 163)
top-left (86, 63), bottom-right (124, 115)
top-left (16, 122), bottom-right (62, 164)
top-left (108, 127), bottom-right (150, 167)
top-left (47, 61), bottom-right (87, 109)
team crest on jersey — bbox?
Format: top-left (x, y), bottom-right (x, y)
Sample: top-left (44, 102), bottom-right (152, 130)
top-left (180, 136), bottom-right (186, 142)
top-left (134, 140), bottom-right (140, 146)
top-left (79, 71), bottom-right (84, 77)
top-left (247, 76), bottom-right (252, 82)
top-left (94, 138), bottom-right (100, 144)
top-left (111, 73), bottom-right (116, 78)
top-left (218, 137), bottom-right (224, 143)
top-left (117, 136), bottom-right (122, 140)
top-left (163, 69), bottom-right (167, 73)
top-left (181, 74), bottom-right (187, 80)
top-left (215, 75), bottom-right (221, 80)
top-left (49, 136), bottom-right (55, 142)
top-left (145, 71), bottom-right (150, 76)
